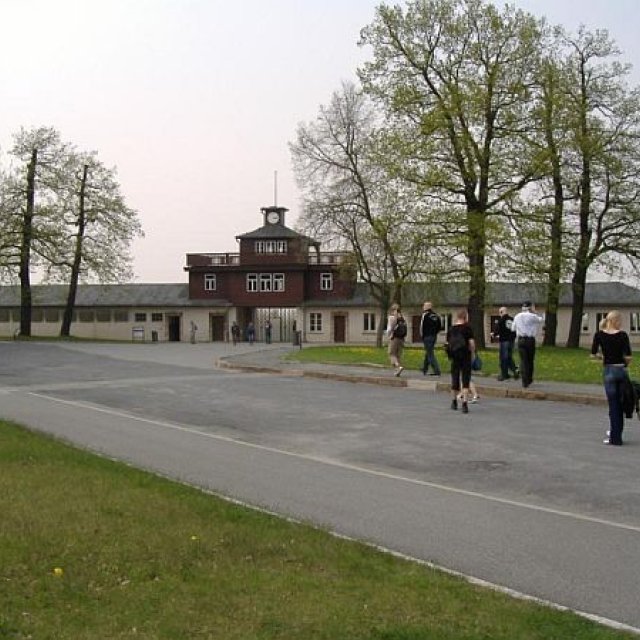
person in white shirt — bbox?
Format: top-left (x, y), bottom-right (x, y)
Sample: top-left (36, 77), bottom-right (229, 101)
top-left (512, 301), bottom-right (544, 388)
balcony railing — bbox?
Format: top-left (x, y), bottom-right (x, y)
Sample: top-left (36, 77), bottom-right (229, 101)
top-left (186, 253), bottom-right (240, 267)
top-left (186, 251), bottom-right (349, 267)
top-left (308, 252), bottom-right (349, 265)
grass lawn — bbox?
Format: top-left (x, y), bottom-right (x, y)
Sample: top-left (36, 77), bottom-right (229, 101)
top-left (284, 345), bottom-right (633, 385)
top-left (0, 420), bottom-right (634, 639)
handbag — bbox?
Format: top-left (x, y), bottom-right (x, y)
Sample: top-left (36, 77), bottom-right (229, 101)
top-left (471, 355), bottom-right (482, 371)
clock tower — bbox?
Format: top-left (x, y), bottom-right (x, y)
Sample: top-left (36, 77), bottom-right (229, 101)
top-left (262, 205), bottom-right (287, 226)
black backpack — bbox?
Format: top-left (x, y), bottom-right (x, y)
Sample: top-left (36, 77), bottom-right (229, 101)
top-left (393, 317), bottom-right (407, 339)
top-left (446, 328), bottom-right (468, 358)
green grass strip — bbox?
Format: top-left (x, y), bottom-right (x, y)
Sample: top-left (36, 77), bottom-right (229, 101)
top-left (0, 420), bottom-right (633, 639)
top-left (285, 345), bottom-right (630, 385)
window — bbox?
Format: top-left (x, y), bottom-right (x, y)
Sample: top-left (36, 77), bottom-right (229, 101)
top-left (320, 273), bottom-right (333, 291)
top-left (247, 273), bottom-right (285, 292)
top-left (44, 308), bottom-right (60, 323)
top-left (96, 310), bottom-right (111, 323)
top-left (134, 312), bottom-right (147, 322)
top-left (255, 240), bottom-right (287, 254)
top-left (260, 273), bottom-right (273, 292)
top-left (114, 310), bottom-right (129, 322)
top-left (596, 312), bottom-right (607, 331)
top-left (79, 310), bottom-right (95, 323)
top-left (310, 312), bottom-right (322, 332)
top-left (364, 312), bottom-right (376, 332)
top-left (32, 309), bottom-right (44, 323)
top-left (631, 312), bottom-right (640, 333)
top-left (151, 313), bottom-right (163, 322)
top-left (204, 274), bottom-right (216, 291)
top-left (581, 313), bottom-right (590, 333)
top-left (0, 309), bottom-right (9, 323)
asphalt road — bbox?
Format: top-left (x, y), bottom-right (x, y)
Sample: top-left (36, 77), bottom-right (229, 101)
top-left (1, 341), bottom-right (639, 633)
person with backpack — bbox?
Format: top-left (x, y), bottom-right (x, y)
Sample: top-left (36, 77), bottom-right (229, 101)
top-left (590, 310), bottom-right (632, 446)
top-left (445, 308), bottom-right (475, 414)
top-left (386, 302), bottom-right (407, 377)
top-left (420, 301), bottom-right (442, 376)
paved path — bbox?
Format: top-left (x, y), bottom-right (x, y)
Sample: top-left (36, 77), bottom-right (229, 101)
top-left (1, 341), bottom-right (639, 634)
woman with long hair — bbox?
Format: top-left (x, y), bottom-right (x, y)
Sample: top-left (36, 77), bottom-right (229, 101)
top-left (591, 310), bottom-right (632, 446)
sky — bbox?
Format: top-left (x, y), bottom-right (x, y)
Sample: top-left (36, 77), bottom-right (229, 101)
top-left (2, 0), bottom-right (639, 283)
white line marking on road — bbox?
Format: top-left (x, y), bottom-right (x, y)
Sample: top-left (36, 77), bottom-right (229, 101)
top-left (28, 391), bottom-right (640, 535)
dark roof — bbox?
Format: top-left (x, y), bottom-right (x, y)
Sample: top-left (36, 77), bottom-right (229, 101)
top-left (0, 284), bottom-right (230, 308)
top-left (1, 281), bottom-right (639, 309)
top-left (304, 281), bottom-right (640, 308)
top-left (235, 223), bottom-right (320, 246)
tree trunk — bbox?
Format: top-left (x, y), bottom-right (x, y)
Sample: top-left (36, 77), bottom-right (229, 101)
top-left (544, 168), bottom-right (564, 346)
top-left (61, 164), bottom-right (89, 337)
top-left (19, 148), bottom-right (37, 337)
top-left (467, 209), bottom-right (486, 348)
top-left (567, 264), bottom-right (588, 347)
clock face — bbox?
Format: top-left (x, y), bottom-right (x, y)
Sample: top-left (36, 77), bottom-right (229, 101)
top-left (267, 211), bottom-right (280, 224)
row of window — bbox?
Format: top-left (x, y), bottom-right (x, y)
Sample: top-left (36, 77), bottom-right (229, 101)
top-left (309, 312), bottom-right (377, 333)
top-left (581, 312), bottom-right (640, 333)
top-left (0, 309), bottom-right (164, 323)
top-left (255, 240), bottom-right (287, 254)
top-left (203, 272), bottom-right (335, 293)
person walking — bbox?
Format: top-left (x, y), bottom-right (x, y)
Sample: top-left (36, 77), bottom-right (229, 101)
top-left (420, 301), bottom-right (442, 376)
top-left (386, 303), bottom-right (407, 377)
top-left (189, 320), bottom-right (198, 344)
top-left (446, 308), bottom-right (475, 414)
top-left (591, 310), bottom-right (632, 446)
top-left (492, 306), bottom-right (519, 381)
top-left (512, 301), bottom-right (544, 388)
top-left (264, 319), bottom-right (272, 344)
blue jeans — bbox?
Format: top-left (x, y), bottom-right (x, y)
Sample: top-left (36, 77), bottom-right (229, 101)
top-left (499, 340), bottom-right (518, 378)
top-left (603, 365), bottom-right (626, 445)
top-left (422, 335), bottom-right (440, 375)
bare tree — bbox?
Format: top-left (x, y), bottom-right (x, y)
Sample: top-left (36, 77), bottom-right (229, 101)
top-left (290, 81), bottom-right (437, 345)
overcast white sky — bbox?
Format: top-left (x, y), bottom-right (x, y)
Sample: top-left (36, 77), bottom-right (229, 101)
top-left (2, 0), bottom-right (639, 283)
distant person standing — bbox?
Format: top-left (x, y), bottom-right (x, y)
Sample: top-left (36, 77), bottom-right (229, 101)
top-left (246, 321), bottom-right (256, 345)
top-left (265, 319), bottom-right (272, 344)
top-left (446, 308), bottom-right (475, 414)
top-left (231, 321), bottom-right (241, 346)
top-left (189, 320), bottom-right (198, 344)
top-left (492, 306), bottom-right (519, 381)
top-left (512, 301), bottom-right (544, 388)
top-left (591, 310), bottom-right (632, 446)
top-left (420, 301), bottom-right (442, 376)
top-left (386, 303), bottom-right (407, 377)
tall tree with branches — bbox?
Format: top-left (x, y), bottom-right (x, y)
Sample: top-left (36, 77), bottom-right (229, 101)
top-left (358, 0), bottom-right (545, 347)
top-left (4, 127), bottom-right (69, 336)
top-left (43, 151), bottom-right (143, 337)
top-left (290, 81), bottom-right (438, 345)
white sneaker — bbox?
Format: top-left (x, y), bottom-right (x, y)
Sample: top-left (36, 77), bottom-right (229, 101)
top-left (470, 396), bottom-right (479, 404)
top-left (394, 366), bottom-right (404, 377)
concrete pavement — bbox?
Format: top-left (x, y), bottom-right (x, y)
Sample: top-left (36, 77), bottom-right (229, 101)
top-left (2, 340), bottom-right (639, 634)
top-left (217, 344), bottom-right (609, 407)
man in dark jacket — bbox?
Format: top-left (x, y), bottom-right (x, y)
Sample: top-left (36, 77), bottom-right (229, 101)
top-left (420, 301), bottom-right (442, 376)
top-left (492, 306), bottom-right (520, 381)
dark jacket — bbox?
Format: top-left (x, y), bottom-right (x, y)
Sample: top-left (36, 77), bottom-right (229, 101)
top-left (420, 310), bottom-right (442, 339)
top-left (493, 314), bottom-right (516, 342)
